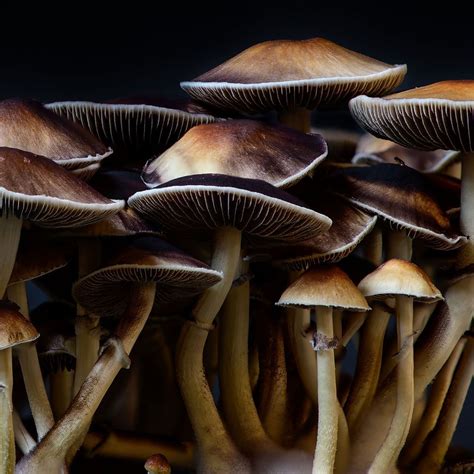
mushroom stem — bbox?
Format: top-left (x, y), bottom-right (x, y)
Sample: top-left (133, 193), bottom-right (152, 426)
top-left (277, 107), bottom-right (311, 133)
top-left (175, 226), bottom-right (249, 473)
top-left (416, 336), bottom-right (473, 474)
top-left (340, 311), bottom-right (367, 347)
top-left (50, 369), bottom-right (74, 419)
top-left (313, 306), bottom-right (338, 474)
top-left (0, 215), bottom-right (22, 297)
top-left (458, 151), bottom-right (474, 268)
top-left (13, 409), bottom-right (36, 455)
top-left (369, 295), bottom-right (414, 473)
top-left (7, 282), bottom-right (54, 439)
top-left (16, 282), bottom-right (156, 474)
top-left (401, 337), bottom-right (466, 467)
top-left (345, 304), bottom-right (391, 433)
top-left (0, 348), bottom-right (14, 474)
top-left (386, 229), bottom-right (412, 261)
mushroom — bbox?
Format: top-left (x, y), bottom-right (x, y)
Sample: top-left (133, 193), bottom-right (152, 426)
top-left (144, 453), bottom-right (171, 474)
top-left (16, 238), bottom-right (222, 473)
top-left (277, 266), bottom-right (370, 474)
top-left (181, 37), bottom-right (406, 132)
top-left (0, 301), bottom-right (39, 473)
top-left (357, 259), bottom-right (443, 472)
top-left (142, 120), bottom-right (328, 188)
top-left (129, 174), bottom-right (331, 472)
top-left (0, 98), bottom-right (112, 172)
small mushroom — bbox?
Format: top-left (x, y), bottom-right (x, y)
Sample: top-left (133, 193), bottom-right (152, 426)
top-left (144, 453), bottom-right (171, 474)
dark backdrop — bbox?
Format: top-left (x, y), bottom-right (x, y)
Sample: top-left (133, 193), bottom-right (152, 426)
top-left (11, 0), bottom-right (473, 461)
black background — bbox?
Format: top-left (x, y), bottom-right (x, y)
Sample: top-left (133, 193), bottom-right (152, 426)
top-left (9, 0), bottom-right (473, 463)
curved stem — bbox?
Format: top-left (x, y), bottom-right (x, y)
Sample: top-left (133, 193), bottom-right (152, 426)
top-left (416, 337), bottom-right (474, 474)
top-left (277, 108), bottom-right (311, 133)
top-left (345, 305), bottom-right (391, 433)
top-left (369, 296), bottom-right (414, 473)
top-left (457, 151), bottom-right (474, 269)
top-left (401, 337), bottom-right (466, 466)
top-left (16, 282), bottom-right (156, 474)
top-left (13, 410), bottom-right (36, 455)
top-left (313, 306), bottom-right (338, 474)
top-left (340, 311), bottom-right (367, 347)
top-left (8, 282), bottom-right (55, 439)
top-left (0, 348), bottom-right (14, 474)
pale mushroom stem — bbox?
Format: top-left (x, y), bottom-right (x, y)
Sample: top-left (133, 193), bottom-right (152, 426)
top-left (386, 229), bottom-right (412, 261)
top-left (7, 282), bottom-right (55, 439)
top-left (0, 348), bottom-right (14, 474)
top-left (175, 226), bottom-right (250, 473)
top-left (16, 283), bottom-right (156, 474)
top-left (50, 370), bottom-right (74, 419)
top-left (313, 306), bottom-right (338, 474)
top-left (277, 108), bottom-right (312, 133)
top-left (13, 409), bottom-right (36, 455)
top-left (369, 295), bottom-right (414, 473)
top-left (458, 151), bottom-right (474, 268)
top-left (401, 337), bottom-right (466, 467)
top-left (345, 305), bottom-right (390, 432)
top-left (0, 215), bottom-right (22, 297)
top-left (416, 336), bottom-right (473, 474)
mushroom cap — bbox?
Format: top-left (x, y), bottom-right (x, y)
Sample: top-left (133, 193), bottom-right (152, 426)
top-left (0, 98), bottom-right (112, 169)
top-left (71, 162), bottom-right (101, 181)
top-left (352, 134), bottom-right (459, 173)
top-left (276, 266), bottom-right (370, 311)
top-left (181, 37), bottom-right (406, 114)
top-left (349, 80), bottom-right (474, 151)
top-left (144, 453), bottom-right (171, 474)
top-left (0, 301), bottom-right (39, 350)
top-left (46, 100), bottom-right (216, 162)
top-left (9, 233), bottom-right (73, 285)
top-left (327, 163), bottom-right (466, 250)
top-left (72, 237), bottom-right (223, 317)
top-left (142, 120), bottom-right (328, 188)
top-left (129, 174), bottom-right (331, 243)
top-left (249, 193), bottom-right (377, 269)
top-left (358, 259), bottom-right (443, 302)
top-left (0, 147), bottom-right (124, 227)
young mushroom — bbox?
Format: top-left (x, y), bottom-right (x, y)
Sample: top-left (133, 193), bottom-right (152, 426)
top-left (277, 266), bottom-right (370, 474)
top-left (144, 453), bottom-right (171, 474)
top-left (357, 259), bottom-right (443, 473)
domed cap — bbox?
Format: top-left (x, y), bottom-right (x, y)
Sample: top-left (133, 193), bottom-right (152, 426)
top-left (144, 454), bottom-right (171, 474)
top-left (0, 98), bottom-right (112, 169)
top-left (129, 174), bottom-right (331, 243)
top-left (327, 163), bottom-right (466, 249)
top-left (276, 266), bottom-right (370, 311)
top-left (0, 147), bottom-right (124, 227)
top-left (358, 259), bottom-right (443, 302)
top-left (352, 134), bottom-right (459, 173)
top-left (181, 37), bottom-right (406, 114)
top-left (142, 120), bottom-right (328, 188)
top-left (349, 80), bottom-right (474, 151)
top-left (0, 301), bottom-right (39, 350)
top-left (249, 193), bottom-right (377, 269)
top-left (46, 99), bottom-right (216, 163)
top-left (73, 237), bottom-right (223, 317)
top-left (9, 233), bottom-right (73, 285)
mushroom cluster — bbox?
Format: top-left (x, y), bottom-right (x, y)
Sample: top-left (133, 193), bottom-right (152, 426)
top-left (1, 38), bottom-right (472, 474)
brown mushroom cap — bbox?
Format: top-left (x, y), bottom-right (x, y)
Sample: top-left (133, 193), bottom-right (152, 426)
top-left (142, 120), bottom-right (328, 188)
top-left (349, 80), bottom-right (474, 151)
top-left (181, 37), bottom-right (406, 114)
top-left (0, 301), bottom-right (39, 350)
top-left (71, 163), bottom-right (101, 181)
top-left (129, 174), bottom-right (331, 243)
top-left (0, 98), bottom-right (111, 169)
top-left (0, 147), bottom-right (124, 227)
top-left (72, 237), bottom-right (223, 317)
top-left (276, 266), bottom-right (370, 311)
top-left (326, 163), bottom-right (466, 250)
top-left (352, 134), bottom-right (459, 173)
top-left (358, 259), bottom-right (443, 302)
top-left (144, 453), bottom-right (171, 474)
top-left (46, 100), bottom-right (216, 162)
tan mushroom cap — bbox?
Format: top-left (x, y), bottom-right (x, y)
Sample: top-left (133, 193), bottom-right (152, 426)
top-left (142, 120), bottom-right (328, 188)
top-left (0, 98), bottom-right (112, 169)
top-left (73, 237), bottom-right (223, 317)
top-left (349, 80), bottom-right (474, 151)
top-left (358, 259), bottom-right (443, 302)
top-left (0, 301), bottom-right (39, 350)
top-left (181, 37), bottom-right (406, 114)
top-left (353, 134), bottom-right (459, 173)
top-left (276, 266), bottom-right (370, 311)
top-left (144, 453), bottom-right (171, 474)
top-left (129, 174), bottom-right (331, 244)
top-left (0, 147), bottom-right (124, 227)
